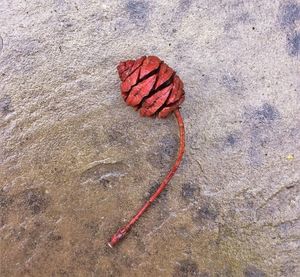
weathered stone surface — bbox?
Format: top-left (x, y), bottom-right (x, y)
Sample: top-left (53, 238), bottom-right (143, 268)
top-left (0, 0), bottom-right (299, 276)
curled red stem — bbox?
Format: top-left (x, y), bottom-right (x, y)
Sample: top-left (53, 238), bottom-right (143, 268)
top-left (108, 109), bottom-right (185, 247)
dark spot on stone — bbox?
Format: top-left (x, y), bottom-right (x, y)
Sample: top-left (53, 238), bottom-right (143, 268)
top-left (225, 133), bottom-right (239, 147)
top-left (257, 103), bottom-right (279, 122)
top-left (178, 0), bottom-right (193, 13)
top-left (126, 0), bottom-right (150, 27)
top-left (65, 23), bottom-right (73, 28)
top-left (172, 28), bottom-right (177, 33)
top-left (106, 125), bottom-right (129, 146)
top-left (97, 176), bottom-right (112, 187)
top-left (160, 135), bottom-right (178, 157)
top-left (173, 259), bottom-right (199, 277)
top-left (279, 3), bottom-right (300, 57)
top-left (48, 232), bottom-right (63, 241)
top-left (23, 188), bottom-right (50, 214)
top-left (236, 12), bottom-right (251, 24)
top-left (148, 135), bottom-right (178, 169)
top-left (222, 74), bottom-right (242, 92)
top-left (280, 3), bottom-right (300, 29)
top-left (192, 200), bottom-right (220, 227)
top-left (244, 265), bottom-right (266, 277)
top-left (249, 103), bottom-right (279, 125)
top-left (108, 129), bottom-right (123, 141)
top-left (181, 182), bottom-right (199, 200)
top-left (286, 184), bottom-right (295, 189)
top-left (287, 32), bottom-right (300, 56)
top-left (0, 191), bottom-right (13, 208)
top-left (247, 110), bottom-right (276, 164)
top-left (0, 95), bottom-right (13, 115)
top-left (227, 135), bottom-right (235, 145)
top-left (252, 26), bottom-right (255, 30)
top-left (195, 203), bottom-right (218, 222)
top-left (100, 178), bottom-right (110, 188)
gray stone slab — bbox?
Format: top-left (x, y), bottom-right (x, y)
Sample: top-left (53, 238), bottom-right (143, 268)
top-left (0, 0), bottom-right (299, 276)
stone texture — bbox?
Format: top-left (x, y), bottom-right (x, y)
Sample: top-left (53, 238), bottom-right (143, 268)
top-left (0, 0), bottom-right (299, 276)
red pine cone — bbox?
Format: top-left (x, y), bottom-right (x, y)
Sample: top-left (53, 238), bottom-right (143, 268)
top-left (117, 56), bottom-right (185, 118)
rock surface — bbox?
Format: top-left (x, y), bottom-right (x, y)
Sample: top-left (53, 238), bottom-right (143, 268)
top-left (0, 0), bottom-right (299, 276)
